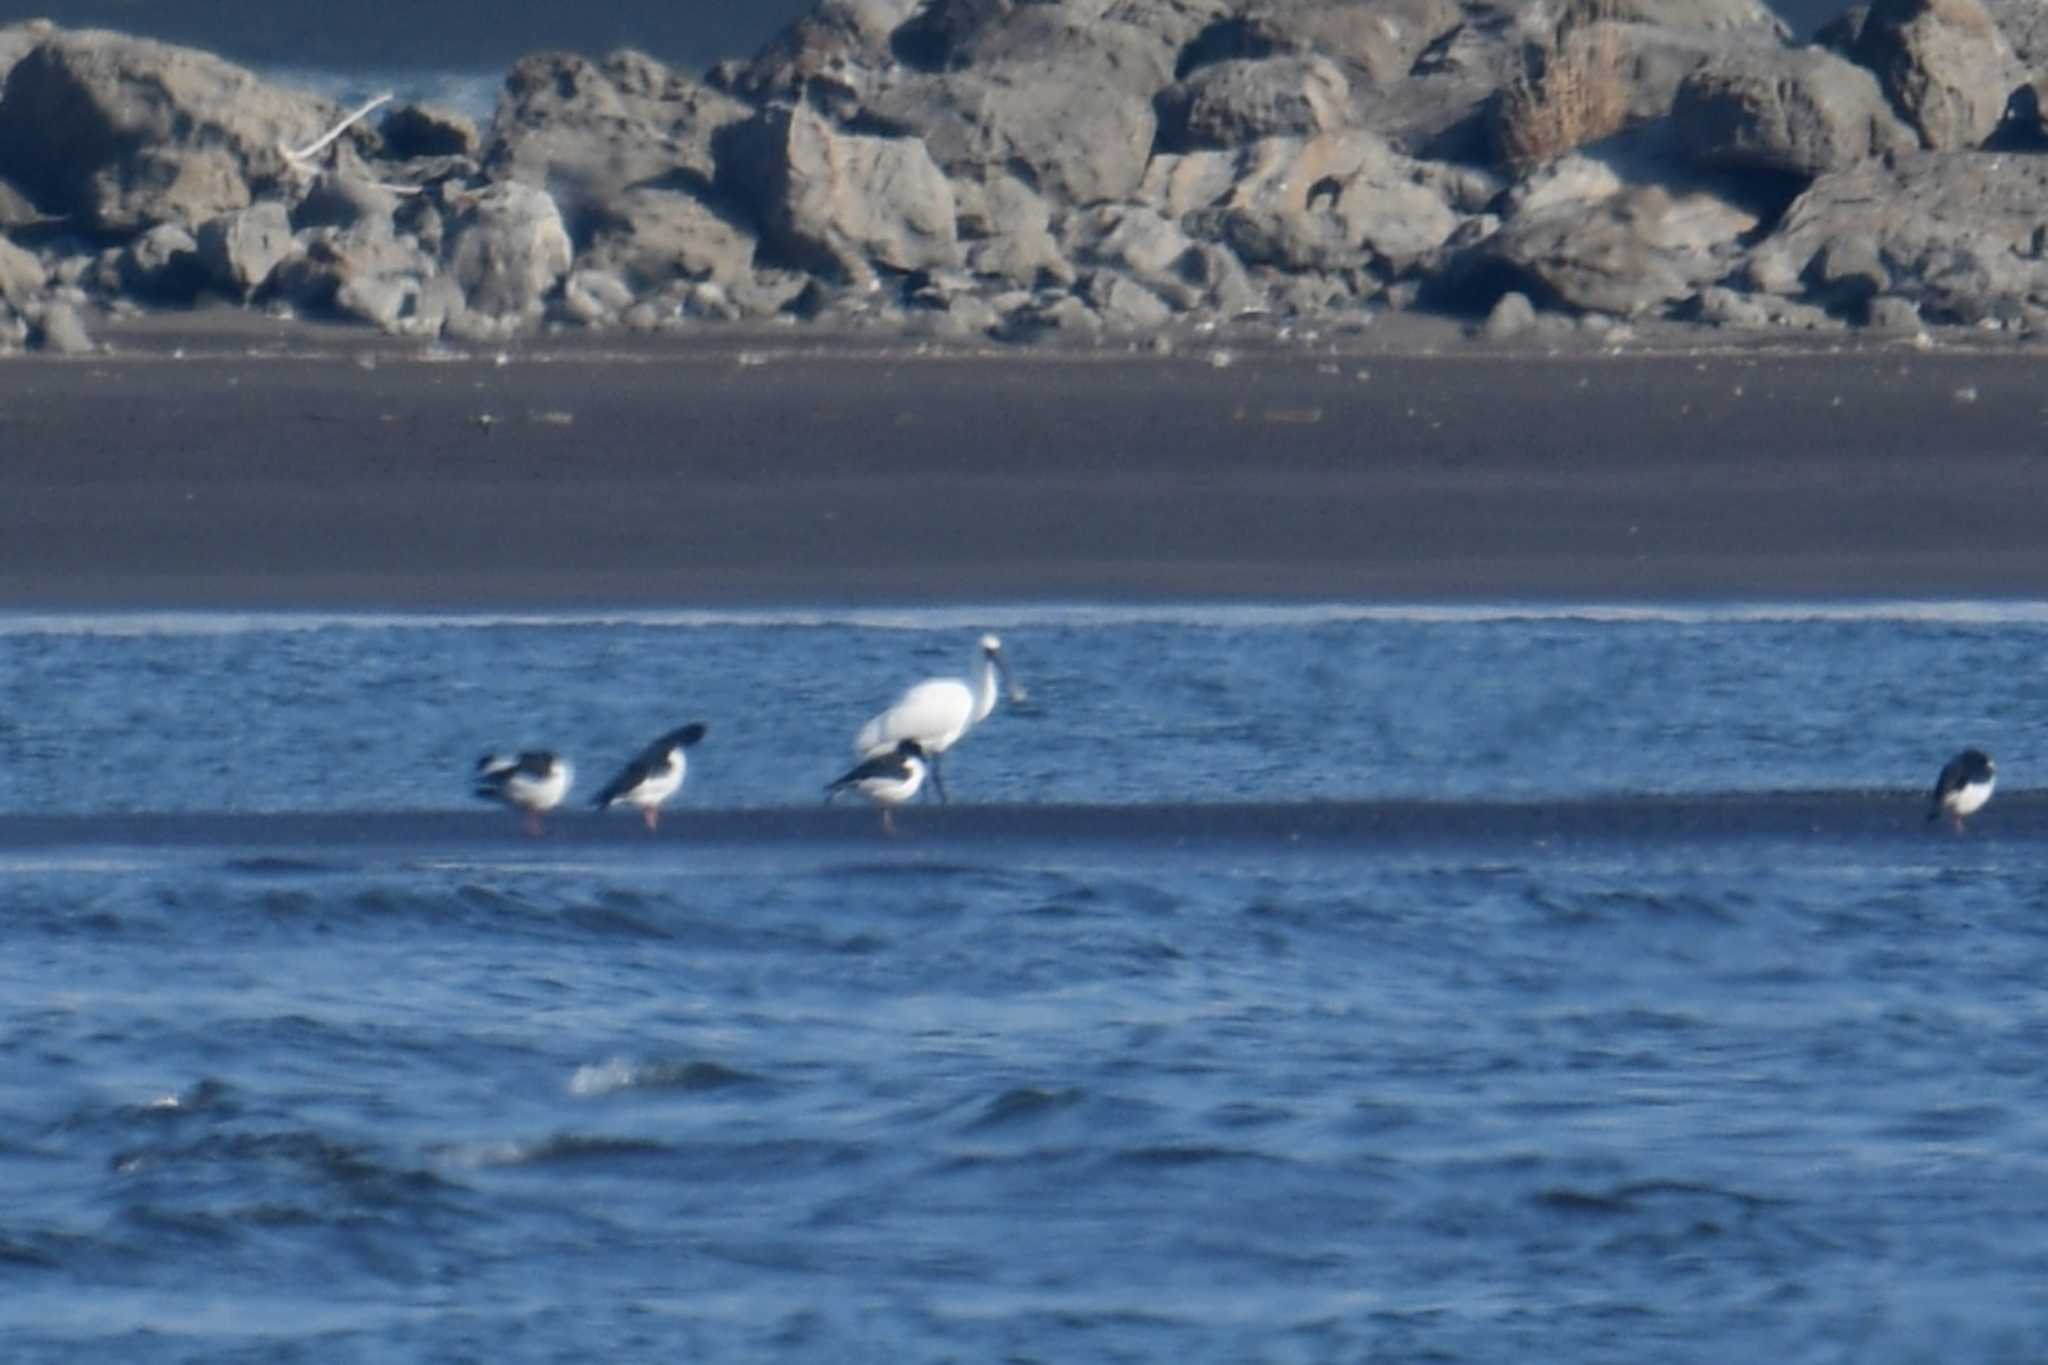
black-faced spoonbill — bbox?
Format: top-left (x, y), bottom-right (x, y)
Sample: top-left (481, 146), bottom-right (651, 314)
top-left (592, 723), bottom-right (707, 832)
top-left (1928, 748), bottom-right (1996, 833)
top-left (475, 750), bottom-right (573, 836)
top-left (825, 738), bottom-right (928, 835)
top-left (854, 634), bottom-right (1017, 803)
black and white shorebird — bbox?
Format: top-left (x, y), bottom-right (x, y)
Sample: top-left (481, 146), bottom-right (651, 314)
top-left (1928, 748), bottom-right (1997, 833)
top-left (474, 750), bottom-right (573, 837)
top-left (824, 738), bottom-right (928, 835)
top-left (591, 723), bottom-right (707, 832)
top-left (853, 633), bottom-right (1018, 803)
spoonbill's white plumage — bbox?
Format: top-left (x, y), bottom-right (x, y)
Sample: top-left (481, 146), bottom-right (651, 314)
top-left (825, 738), bottom-right (928, 835)
top-left (475, 750), bottom-right (572, 836)
top-left (592, 723), bottom-right (707, 832)
top-left (853, 633), bottom-right (1013, 803)
top-left (1928, 748), bottom-right (1996, 833)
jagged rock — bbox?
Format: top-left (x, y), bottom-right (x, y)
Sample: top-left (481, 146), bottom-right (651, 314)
top-left (579, 186), bottom-right (757, 291)
top-left (1065, 204), bottom-right (1194, 279)
top-left (1864, 294), bottom-right (1924, 331)
top-left (0, 233), bottom-right (44, 304)
top-left (861, 18), bottom-right (1168, 205)
top-left (444, 182), bottom-right (572, 324)
top-left (1692, 283), bottom-right (1772, 325)
top-left (1188, 131), bottom-right (1457, 275)
top-left (195, 201), bottom-right (293, 297)
top-left (381, 103), bottom-right (479, 160)
top-left (1479, 288), bottom-right (1538, 337)
top-left (1855, 0), bottom-right (2027, 149)
top-left (1770, 150), bottom-right (2048, 322)
top-left (956, 172), bottom-right (1072, 286)
top-left (1811, 234), bottom-right (1888, 301)
top-left (1155, 55), bottom-right (1353, 151)
top-left (1673, 45), bottom-right (1918, 176)
top-left (485, 49), bottom-right (753, 225)
top-left (1178, 240), bottom-right (1263, 315)
top-left (1453, 192), bottom-right (1693, 316)
top-left (35, 301), bottom-right (92, 353)
top-left (1982, 0), bottom-right (2048, 67)
top-left (1136, 149), bottom-right (1241, 216)
top-left (271, 219), bottom-right (438, 320)
top-left (995, 290), bottom-right (1103, 342)
top-left (1740, 240), bottom-right (1802, 293)
top-left (295, 166), bottom-right (401, 231)
top-left (0, 19), bottom-right (52, 77)
top-left (719, 104), bottom-right (957, 282)
top-left (0, 30), bottom-right (349, 232)
top-left (1504, 153), bottom-right (1626, 216)
top-left (1234, 0), bottom-right (1462, 88)
top-left (559, 267), bottom-right (636, 325)
top-left (715, 0), bottom-right (921, 105)
top-left (336, 269), bottom-right (461, 335)
top-left (1084, 270), bottom-right (1175, 329)
top-left (118, 223), bottom-right (203, 299)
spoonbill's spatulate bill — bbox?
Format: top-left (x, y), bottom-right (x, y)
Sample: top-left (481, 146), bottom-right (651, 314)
top-left (474, 750), bottom-right (572, 837)
top-left (825, 738), bottom-right (928, 835)
top-left (592, 722), bottom-right (707, 832)
top-left (1928, 747), bottom-right (1996, 833)
top-left (854, 633), bottom-right (1016, 803)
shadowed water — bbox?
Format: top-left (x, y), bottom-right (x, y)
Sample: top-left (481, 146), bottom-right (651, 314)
top-left (2, 605), bottom-right (2045, 1361)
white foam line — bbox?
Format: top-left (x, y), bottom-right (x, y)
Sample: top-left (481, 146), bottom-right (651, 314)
top-left (3, 600), bottom-right (2048, 636)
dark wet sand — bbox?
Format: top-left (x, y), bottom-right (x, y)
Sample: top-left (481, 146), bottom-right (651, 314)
top-left (4, 320), bottom-right (2047, 608)
top-left (0, 791), bottom-right (2035, 850)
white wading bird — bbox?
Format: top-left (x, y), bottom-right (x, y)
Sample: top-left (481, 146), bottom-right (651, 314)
top-left (475, 751), bottom-right (573, 837)
top-left (1928, 748), bottom-right (1996, 834)
top-left (853, 634), bottom-right (1018, 803)
top-left (591, 723), bottom-right (708, 832)
top-left (825, 738), bottom-right (929, 835)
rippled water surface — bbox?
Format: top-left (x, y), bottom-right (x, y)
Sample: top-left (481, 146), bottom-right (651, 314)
top-left (5, 604), bottom-right (2048, 1362)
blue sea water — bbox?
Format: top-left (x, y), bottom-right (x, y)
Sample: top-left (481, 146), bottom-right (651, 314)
top-left (4, 603), bottom-right (2048, 1362)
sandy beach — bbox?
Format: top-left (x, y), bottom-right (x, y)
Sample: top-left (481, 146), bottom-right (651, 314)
top-left (3, 317), bottom-right (2045, 609)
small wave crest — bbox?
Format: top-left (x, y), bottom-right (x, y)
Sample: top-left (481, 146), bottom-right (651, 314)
top-left (568, 1057), bottom-right (756, 1097)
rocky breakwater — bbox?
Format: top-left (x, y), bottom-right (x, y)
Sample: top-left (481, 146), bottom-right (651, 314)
top-left (0, 0), bottom-right (2044, 351)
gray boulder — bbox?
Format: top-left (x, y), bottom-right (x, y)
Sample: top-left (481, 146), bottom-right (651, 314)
top-left (1183, 131), bottom-right (1458, 275)
top-left (956, 172), bottom-right (1072, 286)
top-left (1982, 0), bottom-right (2048, 68)
top-left (1083, 271), bottom-right (1176, 330)
top-left (586, 187), bottom-right (756, 293)
top-left (117, 223), bottom-right (203, 300)
top-left (1235, 0), bottom-right (1463, 89)
top-left (861, 18), bottom-right (1168, 205)
top-left (485, 49), bottom-right (752, 221)
top-left (1674, 45), bottom-right (1918, 176)
top-left (1156, 55), bottom-right (1354, 151)
top-left (1065, 204), bottom-right (1195, 280)
top-left (195, 201), bottom-right (295, 297)
top-left (1768, 149), bottom-right (2048, 321)
top-left (444, 181), bottom-right (572, 324)
top-left (1479, 288), bottom-right (1538, 337)
top-left (1855, 0), bottom-right (2027, 149)
top-left (720, 105), bottom-right (958, 282)
top-left (580, 186), bottom-right (757, 292)
top-left (0, 30), bottom-right (349, 232)
top-left (1453, 191), bottom-right (1694, 316)
top-left (0, 232), bottom-right (43, 305)
top-left (35, 301), bottom-right (93, 354)
top-left (715, 0), bottom-right (921, 105)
